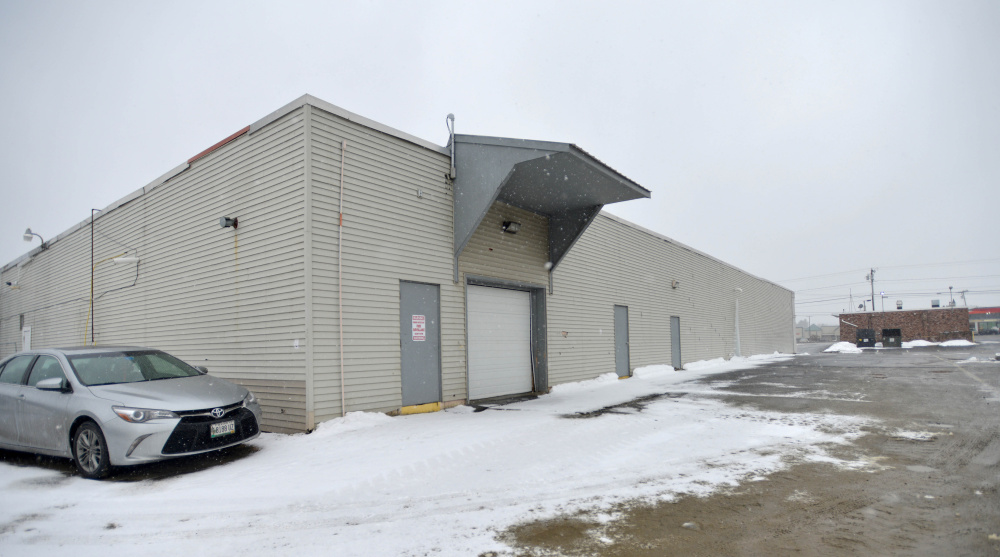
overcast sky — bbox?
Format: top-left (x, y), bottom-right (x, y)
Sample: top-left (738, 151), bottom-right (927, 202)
top-left (1, 0), bottom-right (998, 325)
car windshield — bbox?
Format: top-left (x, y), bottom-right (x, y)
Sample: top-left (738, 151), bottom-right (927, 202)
top-left (68, 351), bottom-right (201, 386)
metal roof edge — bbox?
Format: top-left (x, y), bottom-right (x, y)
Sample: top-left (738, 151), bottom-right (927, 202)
top-left (597, 211), bottom-right (792, 295)
top-left (3, 95), bottom-right (452, 272)
top-left (567, 144), bottom-right (650, 198)
top-left (256, 94), bottom-right (449, 155)
top-left (454, 134), bottom-right (571, 153)
top-left (2, 161), bottom-right (190, 272)
top-left (454, 135), bottom-right (649, 198)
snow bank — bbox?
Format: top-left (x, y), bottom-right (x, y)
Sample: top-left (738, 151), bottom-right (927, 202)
top-left (902, 340), bottom-right (938, 348)
top-left (903, 340), bottom-right (938, 348)
top-left (900, 339), bottom-right (976, 348)
top-left (632, 364), bottom-right (675, 378)
top-left (749, 351), bottom-right (785, 360)
top-left (824, 341), bottom-right (862, 354)
top-left (684, 357), bottom-right (729, 370)
top-left (310, 410), bottom-right (394, 438)
top-left (549, 372), bottom-right (620, 394)
top-left (941, 339), bottom-right (975, 347)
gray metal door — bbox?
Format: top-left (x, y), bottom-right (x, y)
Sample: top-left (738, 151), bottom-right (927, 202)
top-left (400, 281), bottom-right (441, 407)
top-left (614, 305), bottom-right (630, 377)
top-left (671, 316), bottom-right (682, 369)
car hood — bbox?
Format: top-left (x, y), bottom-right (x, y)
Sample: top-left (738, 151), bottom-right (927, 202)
top-left (87, 375), bottom-right (248, 411)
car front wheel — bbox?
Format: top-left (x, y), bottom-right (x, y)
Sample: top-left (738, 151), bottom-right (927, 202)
top-left (73, 422), bottom-right (111, 479)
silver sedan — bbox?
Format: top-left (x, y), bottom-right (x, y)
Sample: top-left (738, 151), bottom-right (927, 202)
top-left (0, 346), bottom-right (262, 479)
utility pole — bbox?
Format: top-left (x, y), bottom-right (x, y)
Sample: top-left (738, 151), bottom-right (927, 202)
top-left (867, 269), bottom-right (876, 313)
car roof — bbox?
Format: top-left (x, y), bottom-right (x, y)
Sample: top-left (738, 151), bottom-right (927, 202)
top-left (14, 346), bottom-right (158, 357)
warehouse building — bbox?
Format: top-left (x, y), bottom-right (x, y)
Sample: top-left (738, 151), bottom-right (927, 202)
top-left (1, 95), bottom-right (794, 432)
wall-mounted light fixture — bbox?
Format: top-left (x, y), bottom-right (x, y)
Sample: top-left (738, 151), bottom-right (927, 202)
top-left (671, 280), bottom-right (680, 289)
top-left (23, 228), bottom-right (46, 248)
top-left (220, 216), bottom-right (239, 229)
top-left (86, 252), bottom-right (142, 345)
top-left (501, 221), bottom-right (521, 234)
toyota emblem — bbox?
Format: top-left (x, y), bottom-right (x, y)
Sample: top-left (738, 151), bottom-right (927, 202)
top-left (210, 408), bottom-right (225, 419)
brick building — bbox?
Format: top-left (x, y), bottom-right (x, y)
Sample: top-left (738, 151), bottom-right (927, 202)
top-left (838, 308), bottom-right (972, 345)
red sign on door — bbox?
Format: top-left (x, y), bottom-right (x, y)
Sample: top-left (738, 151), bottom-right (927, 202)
top-left (412, 315), bottom-right (426, 342)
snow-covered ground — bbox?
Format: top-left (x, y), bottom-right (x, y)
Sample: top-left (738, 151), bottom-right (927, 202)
top-left (1, 355), bottom-right (873, 556)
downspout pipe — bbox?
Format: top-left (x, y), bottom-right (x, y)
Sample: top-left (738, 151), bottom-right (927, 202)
top-left (446, 114), bottom-right (456, 180)
top-left (734, 288), bottom-right (743, 358)
top-left (339, 140), bottom-right (347, 417)
top-left (446, 114), bottom-right (457, 282)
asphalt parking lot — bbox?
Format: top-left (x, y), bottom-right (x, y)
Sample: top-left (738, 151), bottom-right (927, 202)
top-left (507, 337), bottom-right (1000, 556)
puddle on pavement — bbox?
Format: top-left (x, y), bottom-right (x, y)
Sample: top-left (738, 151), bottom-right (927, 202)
top-left (562, 392), bottom-right (686, 419)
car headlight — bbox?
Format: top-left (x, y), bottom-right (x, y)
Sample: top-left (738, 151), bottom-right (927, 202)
top-left (243, 391), bottom-right (258, 407)
top-left (113, 406), bottom-right (179, 423)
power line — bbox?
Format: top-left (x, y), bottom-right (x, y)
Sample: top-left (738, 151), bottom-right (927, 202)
top-left (778, 257), bottom-right (1000, 283)
top-left (795, 287), bottom-right (1000, 304)
top-left (880, 257), bottom-right (1000, 271)
top-left (794, 281), bottom-right (869, 293)
top-left (793, 276), bottom-right (1000, 296)
top-left (881, 274), bottom-right (999, 282)
top-left (777, 268), bottom-right (869, 283)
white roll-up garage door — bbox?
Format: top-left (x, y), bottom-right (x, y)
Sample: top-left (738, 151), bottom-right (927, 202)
top-left (467, 285), bottom-right (533, 400)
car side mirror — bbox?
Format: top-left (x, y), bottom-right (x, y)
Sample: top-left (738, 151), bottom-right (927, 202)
top-left (36, 377), bottom-right (71, 393)
top-left (196, 366), bottom-right (209, 375)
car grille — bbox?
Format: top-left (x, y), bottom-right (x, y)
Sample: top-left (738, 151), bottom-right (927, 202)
top-left (161, 404), bottom-right (259, 455)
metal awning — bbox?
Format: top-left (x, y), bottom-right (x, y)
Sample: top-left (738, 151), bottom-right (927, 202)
top-left (452, 135), bottom-right (650, 277)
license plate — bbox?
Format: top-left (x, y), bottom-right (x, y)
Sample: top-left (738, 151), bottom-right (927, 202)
top-left (210, 420), bottom-right (235, 438)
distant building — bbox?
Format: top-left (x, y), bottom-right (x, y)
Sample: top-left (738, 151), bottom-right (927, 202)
top-left (795, 324), bottom-right (840, 342)
top-left (838, 308), bottom-right (972, 344)
top-left (795, 324), bottom-right (823, 342)
top-left (970, 307), bottom-right (1000, 334)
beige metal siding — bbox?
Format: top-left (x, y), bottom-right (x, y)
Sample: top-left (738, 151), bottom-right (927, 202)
top-left (0, 109), bottom-right (310, 432)
top-left (458, 202), bottom-right (549, 287)
top-left (548, 213), bottom-right (793, 386)
top-left (307, 106), bottom-right (457, 420)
